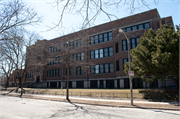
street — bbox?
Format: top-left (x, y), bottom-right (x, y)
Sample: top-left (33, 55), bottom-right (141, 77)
top-left (0, 95), bottom-right (179, 119)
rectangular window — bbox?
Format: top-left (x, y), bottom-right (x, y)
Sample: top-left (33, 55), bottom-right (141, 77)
top-left (95, 65), bottom-right (99, 74)
top-left (122, 40), bottom-right (128, 51)
top-left (108, 32), bottom-right (112, 41)
top-left (104, 48), bottom-right (108, 57)
top-left (99, 34), bottom-right (103, 43)
top-left (90, 51), bottom-right (94, 59)
top-left (99, 49), bottom-right (103, 58)
top-left (144, 23), bottom-right (150, 29)
top-left (138, 24), bottom-right (143, 29)
top-left (81, 52), bottom-right (84, 61)
top-left (90, 66), bottom-right (95, 74)
top-left (116, 60), bottom-right (119, 71)
top-left (103, 33), bottom-right (108, 42)
top-left (109, 63), bottom-right (114, 73)
top-left (74, 54), bottom-right (76, 61)
top-left (104, 63), bottom-right (109, 73)
top-left (130, 38), bottom-right (136, 49)
top-left (49, 47), bottom-right (52, 54)
top-left (136, 38), bottom-right (140, 46)
top-left (115, 42), bottom-right (119, 54)
top-left (90, 36), bottom-right (94, 45)
top-left (109, 47), bottom-right (113, 56)
top-left (76, 66), bottom-right (83, 75)
top-left (74, 41), bottom-right (76, 49)
top-left (95, 50), bottom-right (99, 59)
top-left (77, 53), bottom-right (81, 61)
top-left (126, 27), bottom-right (131, 32)
top-left (77, 40), bottom-right (80, 47)
top-left (95, 35), bottom-right (98, 44)
top-left (123, 58), bottom-right (128, 69)
top-left (132, 26), bottom-right (137, 31)
top-left (99, 64), bottom-right (104, 73)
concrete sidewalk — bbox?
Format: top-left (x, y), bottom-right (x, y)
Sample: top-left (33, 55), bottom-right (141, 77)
top-left (0, 91), bottom-right (179, 111)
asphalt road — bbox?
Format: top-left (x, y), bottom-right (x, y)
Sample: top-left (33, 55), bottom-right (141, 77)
top-left (0, 96), bottom-right (179, 119)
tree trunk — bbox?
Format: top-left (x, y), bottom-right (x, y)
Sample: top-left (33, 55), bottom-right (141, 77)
top-left (5, 78), bottom-right (9, 91)
top-left (170, 76), bottom-right (179, 88)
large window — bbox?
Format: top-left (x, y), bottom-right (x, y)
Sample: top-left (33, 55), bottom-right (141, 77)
top-left (66, 67), bottom-right (73, 76)
top-left (116, 60), bottom-right (119, 71)
top-left (90, 31), bottom-right (112, 45)
top-left (47, 69), bottom-right (61, 77)
top-left (123, 58), bottom-right (128, 69)
top-left (47, 56), bottom-right (61, 65)
top-left (70, 52), bottom-right (84, 61)
top-left (48, 46), bottom-right (57, 54)
top-left (76, 66), bottom-right (84, 75)
top-left (90, 63), bottom-right (114, 74)
top-left (122, 22), bottom-right (150, 32)
top-left (90, 46), bottom-right (113, 59)
top-left (122, 37), bottom-right (140, 51)
top-left (26, 72), bottom-right (33, 78)
top-left (115, 42), bottom-right (119, 54)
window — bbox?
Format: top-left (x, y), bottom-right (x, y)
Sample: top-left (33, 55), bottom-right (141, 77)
top-left (138, 24), bottom-right (143, 29)
top-left (66, 67), bottom-right (73, 76)
top-left (90, 51), bottom-right (94, 59)
top-left (77, 53), bottom-right (81, 61)
top-left (130, 38), bottom-right (136, 49)
top-left (90, 63), bottom-right (114, 74)
top-left (132, 26), bottom-right (137, 31)
top-left (76, 66), bottom-right (83, 75)
top-left (144, 23), bottom-right (150, 29)
top-left (108, 32), bottom-right (112, 41)
top-left (37, 49), bottom-right (41, 54)
top-left (115, 42), bottom-right (119, 54)
top-left (48, 47), bottom-right (57, 54)
top-left (104, 48), bottom-right (108, 57)
top-left (109, 63), bottom-right (114, 73)
top-left (122, 40), bottom-right (128, 51)
top-left (109, 47), bottom-right (113, 56)
top-left (95, 50), bottom-right (99, 59)
top-left (116, 60), bottom-right (119, 71)
top-left (47, 69), bottom-right (61, 77)
top-left (90, 31), bottom-right (112, 45)
top-left (90, 46), bottom-right (113, 59)
top-left (95, 65), bottom-right (99, 74)
top-left (99, 34), bottom-right (103, 43)
top-left (90, 36), bottom-right (94, 45)
top-left (103, 33), bottom-right (108, 42)
top-left (90, 66), bottom-right (95, 74)
top-left (126, 27), bottom-right (131, 32)
top-left (123, 58), bottom-right (128, 69)
top-left (99, 64), bottom-right (104, 73)
top-left (104, 63), bottom-right (109, 73)
top-left (95, 35), bottom-right (98, 44)
top-left (136, 38), bottom-right (140, 46)
top-left (56, 56), bottom-right (61, 64)
top-left (26, 72), bottom-right (33, 78)
top-left (81, 52), bottom-right (84, 61)
top-left (122, 22), bottom-right (150, 32)
top-left (99, 49), bottom-right (103, 58)
top-left (37, 56), bottom-right (41, 60)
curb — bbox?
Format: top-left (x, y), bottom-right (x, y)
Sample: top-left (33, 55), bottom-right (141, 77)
top-left (1, 93), bottom-right (179, 111)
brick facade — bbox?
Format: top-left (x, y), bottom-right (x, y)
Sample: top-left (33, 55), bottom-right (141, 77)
top-left (23, 9), bottom-right (176, 89)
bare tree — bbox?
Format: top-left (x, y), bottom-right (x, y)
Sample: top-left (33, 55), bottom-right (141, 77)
top-left (0, 27), bottom-right (42, 97)
top-left (0, 0), bottom-right (41, 35)
top-left (48, 0), bottom-right (161, 30)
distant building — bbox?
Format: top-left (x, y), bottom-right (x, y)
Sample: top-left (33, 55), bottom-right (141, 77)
top-left (17, 9), bottom-right (177, 89)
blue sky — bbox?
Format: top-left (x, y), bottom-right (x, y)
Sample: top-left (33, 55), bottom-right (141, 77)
top-left (24, 0), bottom-right (180, 40)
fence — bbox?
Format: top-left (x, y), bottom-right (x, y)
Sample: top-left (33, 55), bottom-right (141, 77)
top-left (4, 89), bottom-right (178, 101)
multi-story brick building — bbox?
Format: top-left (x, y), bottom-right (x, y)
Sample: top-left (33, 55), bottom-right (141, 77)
top-left (22, 9), bottom-right (177, 89)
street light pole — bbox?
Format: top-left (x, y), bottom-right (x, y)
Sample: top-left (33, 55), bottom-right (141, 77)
top-left (66, 42), bottom-right (70, 101)
top-left (119, 29), bottom-right (133, 105)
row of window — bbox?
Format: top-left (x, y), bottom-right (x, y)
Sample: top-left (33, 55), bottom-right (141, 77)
top-left (116, 58), bottom-right (132, 71)
top-left (90, 63), bottom-right (114, 74)
top-left (47, 56), bottom-right (61, 65)
top-left (122, 22), bottom-right (150, 32)
top-left (26, 72), bottom-right (33, 78)
top-left (69, 52), bottom-right (84, 62)
top-left (90, 31), bottom-right (112, 45)
top-left (66, 67), bottom-right (73, 76)
top-left (48, 46), bottom-right (61, 54)
top-left (122, 37), bottom-right (140, 51)
top-left (67, 39), bottom-right (84, 49)
top-left (47, 69), bottom-right (61, 77)
top-left (90, 47), bottom-right (113, 59)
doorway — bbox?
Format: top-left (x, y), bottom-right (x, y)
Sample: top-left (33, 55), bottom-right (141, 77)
top-left (36, 76), bottom-right (40, 82)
